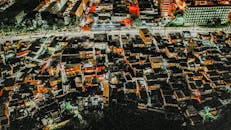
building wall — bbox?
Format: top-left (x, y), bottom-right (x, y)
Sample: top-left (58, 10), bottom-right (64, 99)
top-left (160, 0), bottom-right (174, 17)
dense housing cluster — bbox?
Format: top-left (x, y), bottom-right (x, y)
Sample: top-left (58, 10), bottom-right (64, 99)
top-left (0, 0), bottom-right (231, 32)
top-left (33, 0), bottom-right (161, 29)
top-left (0, 29), bottom-right (230, 129)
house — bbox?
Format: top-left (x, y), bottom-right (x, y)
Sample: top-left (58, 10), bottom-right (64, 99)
top-left (139, 28), bottom-right (153, 44)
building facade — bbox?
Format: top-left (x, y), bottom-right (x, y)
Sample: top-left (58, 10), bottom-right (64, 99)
top-left (183, 6), bottom-right (231, 26)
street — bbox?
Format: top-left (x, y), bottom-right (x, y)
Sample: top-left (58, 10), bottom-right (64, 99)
top-left (1, 26), bottom-right (231, 43)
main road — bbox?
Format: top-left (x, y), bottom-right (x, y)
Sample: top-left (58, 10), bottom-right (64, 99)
top-left (0, 26), bottom-right (230, 43)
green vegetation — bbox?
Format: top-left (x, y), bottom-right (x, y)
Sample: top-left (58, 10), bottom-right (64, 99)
top-left (200, 106), bottom-right (217, 122)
